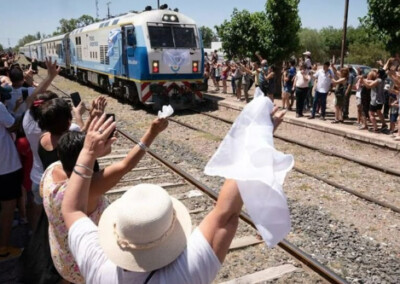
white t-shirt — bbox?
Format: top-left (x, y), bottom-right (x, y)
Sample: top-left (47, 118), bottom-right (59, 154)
top-left (23, 110), bottom-right (81, 185)
top-left (69, 218), bottom-right (221, 284)
top-left (314, 69), bottom-right (333, 93)
top-left (295, 71), bottom-right (309, 88)
top-left (0, 102), bottom-right (21, 175)
top-left (6, 87), bottom-right (35, 118)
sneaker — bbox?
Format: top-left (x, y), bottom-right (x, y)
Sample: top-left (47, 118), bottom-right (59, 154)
top-left (0, 246), bottom-right (23, 261)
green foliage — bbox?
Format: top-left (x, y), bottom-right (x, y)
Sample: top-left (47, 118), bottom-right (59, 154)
top-left (347, 42), bottom-right (389, 67)
top-left (199, 26), bottom-right (217, 49)
top-left (54, 15), bottom-right (98, 35)
top-left (298, 28), bottom-right (327, 63)
top-left (361, 0), bottom-right (400, 53)
top-left (319, 26), bottom-right (343, 59)
top-left (216, 0), bottom-right (300, 63)
top-left (216, 9), bottom-right (269, 60)
top-left (264, 0), bottom-right (301, 63)
top-left (17, 33), bottom-right (41, 47)
top-left (0, 43), bottom-right (3, 52)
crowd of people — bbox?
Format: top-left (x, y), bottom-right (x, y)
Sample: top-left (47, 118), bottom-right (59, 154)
top-left (0, 52), bottom-right (291, 283)
top-left (204, 50), bottom-right (400, 139)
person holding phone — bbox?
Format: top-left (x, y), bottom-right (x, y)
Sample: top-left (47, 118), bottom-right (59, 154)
top-left (7, 58), bottom-right (61, 118)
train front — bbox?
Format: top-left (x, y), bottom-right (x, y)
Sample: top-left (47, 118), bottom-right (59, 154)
top-left (137, 9), bottom-right (205, 110)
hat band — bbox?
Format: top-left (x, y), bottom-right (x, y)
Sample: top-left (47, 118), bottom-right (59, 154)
top-left (114, 210), bottom-right (177, 250)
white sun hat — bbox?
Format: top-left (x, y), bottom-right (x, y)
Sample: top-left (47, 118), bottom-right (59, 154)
top-left (98, 184), bottom-right (192, 272)
top-left (303, 51), bottom-right (311, 56)
top-left (204, 88), bottom-right (294, 247)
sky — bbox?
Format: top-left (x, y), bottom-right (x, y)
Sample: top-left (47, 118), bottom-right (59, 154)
top-left (0, 0), bottom-right (368, 48)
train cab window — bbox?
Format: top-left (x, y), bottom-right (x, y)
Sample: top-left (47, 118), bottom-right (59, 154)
top-left (127, 29), bottom-right (136, 46)
top-left (112, 19), bottom-right (119, 25)
top-left (104, 21), bottom-right (110, 27)
top-left (173, 27), bottom-right (197, 48)
top-left (148, 26), bottom-right (174, 48)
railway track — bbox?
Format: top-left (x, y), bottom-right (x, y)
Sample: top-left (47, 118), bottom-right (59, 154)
top-left (167, 113), bottom-right (400, 214)
top-left (31, 69), bottom-right (400, 283)
top-left (32, 73), bottom-right (349, 283)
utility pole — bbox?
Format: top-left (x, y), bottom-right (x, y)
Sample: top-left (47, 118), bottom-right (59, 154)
top-left (157, 0), bottom-right (160, 9)
top-left (107, 1), bottom-right (111, 19)
top-left (340, 0), bottom-right (349, 68)
top-left (95, 0), bottom-right (99, 18)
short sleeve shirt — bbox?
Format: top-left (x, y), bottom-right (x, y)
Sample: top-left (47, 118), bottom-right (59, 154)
top-left (42, 162), bottom-right (109, 284)
top-left (68, 218), bottom-right (221, 284)
top-left (6, 87), bottom-right (35, 118)
top-left (0, 102), bottom-right (21, 175)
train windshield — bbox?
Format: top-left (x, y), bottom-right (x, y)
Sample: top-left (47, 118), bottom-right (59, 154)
top-left (148, 25), bottom-right (197, 49)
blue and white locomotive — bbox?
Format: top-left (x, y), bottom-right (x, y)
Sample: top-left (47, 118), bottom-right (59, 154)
top-left (22, 7), bottom-right (205, 109)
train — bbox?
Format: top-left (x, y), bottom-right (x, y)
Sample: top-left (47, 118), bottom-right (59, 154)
top-left (20, 7), bottom-right (206, 110)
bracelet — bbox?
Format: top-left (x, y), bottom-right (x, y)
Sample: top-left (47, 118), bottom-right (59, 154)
top-left (73, 168), bottom-right (92, 179)
top-left (75, 163), bottom-right (94, 173)
top-left (137, 141), bottom-right (148, 152)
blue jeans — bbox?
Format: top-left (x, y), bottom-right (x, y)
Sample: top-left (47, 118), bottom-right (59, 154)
top-left (312, 91), bottom-right (327, 118)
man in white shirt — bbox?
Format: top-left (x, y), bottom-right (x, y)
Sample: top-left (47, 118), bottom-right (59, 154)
top-left (309, 62), bottom-right (333, 120)
top-left (62, 115), bottom-right (245, 284)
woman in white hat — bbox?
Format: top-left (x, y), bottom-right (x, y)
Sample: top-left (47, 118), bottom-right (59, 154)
top-left (62, 115), bottom-right (246, 284)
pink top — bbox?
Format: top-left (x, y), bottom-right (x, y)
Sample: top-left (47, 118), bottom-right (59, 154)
top-left (41, 161), bottom-right (109, 284)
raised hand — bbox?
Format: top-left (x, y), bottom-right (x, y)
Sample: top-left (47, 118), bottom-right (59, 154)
top-left (83, 114), bottom-right (116, 158)
top-left (149, 118), bottom-right (168, 135)
top-left (45, 57), bottom-right (61, 78)
top-left (89, 96), bottom-right (107, 119)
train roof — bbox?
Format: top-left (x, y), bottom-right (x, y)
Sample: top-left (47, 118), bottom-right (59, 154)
top-left (41, 34), bottom-right (66, 43)
top-left (70, 9), bottom-right (197, 36)
top-left (25, 39), bottom-right (41, 47)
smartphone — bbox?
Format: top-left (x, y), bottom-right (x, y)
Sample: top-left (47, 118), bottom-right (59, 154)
top-left (70, 92), bottom-right (81, 107)
top-left (22, 89), bottom-right (29, 101)
top-left (105, 113), bottom-right (115, 139)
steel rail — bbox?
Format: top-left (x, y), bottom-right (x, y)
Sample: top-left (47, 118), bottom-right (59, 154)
top-left (168, 117), bottom-right (400, 214)
top-left (117, 128), bottom-right (348, 284)
top-left (190, 109), bottom-right (400, 177)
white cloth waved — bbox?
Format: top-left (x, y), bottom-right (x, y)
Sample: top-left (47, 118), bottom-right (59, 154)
top-left (204, 90), bottom-right (294, 247)
top-left (158, 105), bottom-right (174, 119)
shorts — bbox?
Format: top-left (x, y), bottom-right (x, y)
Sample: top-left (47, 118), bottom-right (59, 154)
top-left (234, 77), bottom-right (242, 89)
top-left (32, 182), bottom-right (43, 205)
top-left (369, 104), bottom-right (383, 112)
top-left (356, 97), bottom-right (362, 106)
top-left (335, 95), bottom-right (344, 107)
top-left (390, 112), bottom-right (399, 123)
top-left (283, 85), bottom-right (292, 93)
top-left (215, 76), bottom-right (221, 82)
top-left (0, 169), bottom-right (23, 201)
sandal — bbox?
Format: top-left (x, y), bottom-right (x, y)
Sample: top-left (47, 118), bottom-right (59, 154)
top-left (368, 128), bottom-right (380, 133)
top-left (358, 126), bottom-right (367, 130)
top-left (331, 120), bottom-right (340, 124)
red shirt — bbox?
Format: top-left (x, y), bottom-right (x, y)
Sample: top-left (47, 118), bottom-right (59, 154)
top-left (16, 137), bottom-right (33, 191)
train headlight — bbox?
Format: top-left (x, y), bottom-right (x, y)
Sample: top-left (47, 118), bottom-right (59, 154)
top-left (162, 14), bottom-right (179, 22)
top-left (152, 61), bottom-right (159, 73)
top-left (192, 61), bottom-right (199, 73)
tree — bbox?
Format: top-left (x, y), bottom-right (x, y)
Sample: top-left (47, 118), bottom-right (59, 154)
top-left (298, 28), bottom-right (327, 63)
top-left (17, 32), bottom-right (41, 47)
top-left (55, 15), bottom-right (98, 35)
top-left (0, 44), bottom-right (3, 52)
top-left (199, 26), bottom-right (217, 49)
top-left (216, 9), bottom-right (269, 60)
top-left (319, 26), bottom-right (343, 60)
top-left (361, 0), bottom-right (400, 54)
top-left (347, 42), bottom-right (389, 67)
top-left (264, 0), bottom-right (301, 63)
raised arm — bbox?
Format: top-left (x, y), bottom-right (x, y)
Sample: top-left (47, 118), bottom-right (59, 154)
top-left (25, 57), bottom-right (60, 109)
top-left (62, 114), bottom-right (116, 229)
top-left (87, 117), bottom-right (168, 212)
top-left (362, 78), bottom-right (380, 89)
top-left (198, 108), bottom-right (286, 263)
